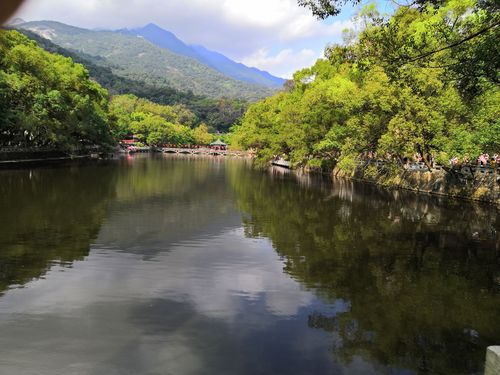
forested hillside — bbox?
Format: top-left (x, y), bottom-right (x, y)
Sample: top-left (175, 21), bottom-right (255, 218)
top-left (0, 30), bottom-right (219, 150)
top-left (13, 28), bottom-right (248, 133)
top-left (16, 21), bottom-right (276, 100)
top-left (233, 0), bottom-right (499, 170)
top-left (108, 94), bottom-right (214, 146)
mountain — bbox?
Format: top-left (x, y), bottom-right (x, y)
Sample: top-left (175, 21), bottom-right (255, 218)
top-left (130, 23), bottom-right (286, 88)
top-left (125, 23), bottom-right (199, 60)
top-left (13, 27), bottom-right (251, 132)
top-left (16, 20), bottom-right (277, 100)
top-left (6, 18), bottom-right (26, 26)
top-left (190, 45), bottom-right (286, 87)
top-left (14, 27), bottom-right (196, 103)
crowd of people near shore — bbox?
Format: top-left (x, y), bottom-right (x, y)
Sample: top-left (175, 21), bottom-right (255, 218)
top-left (449, 153), bottom-right (500, 168)
top-left (364, 151), bottom-right (500, 170)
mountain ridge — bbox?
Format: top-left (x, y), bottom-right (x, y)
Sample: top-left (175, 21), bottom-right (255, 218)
top-left (129, 23), bottom-right (286, 87)
top-left (15, 20), bottom-right (278, 100)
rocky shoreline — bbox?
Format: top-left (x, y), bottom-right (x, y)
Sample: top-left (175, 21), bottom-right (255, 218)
top-left (331, 161), bottom-right (500, 206)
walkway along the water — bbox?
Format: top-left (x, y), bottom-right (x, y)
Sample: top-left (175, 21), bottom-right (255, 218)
top-left (346, 159), bottom-right (499, 205)
top-left (161, 147), bottom-right (248, 157)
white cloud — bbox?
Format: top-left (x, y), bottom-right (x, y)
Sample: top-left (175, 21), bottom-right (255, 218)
top-left (0, 227), bottom-right (315, 319)
top-left (242, 48), bottom-right (320, 78)
top-left (13, 0), bottom-right (356, 77)
top-left (221, 0), bottom-right (295, 28)
top-left (280, 14), bottom-right (353, 41)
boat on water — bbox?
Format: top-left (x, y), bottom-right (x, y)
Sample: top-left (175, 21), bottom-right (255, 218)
top-left (272, 157), bottom-right (291, 169)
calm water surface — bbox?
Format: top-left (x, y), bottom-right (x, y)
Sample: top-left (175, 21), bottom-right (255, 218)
top-left (0, 155), bottom-right (499, 375)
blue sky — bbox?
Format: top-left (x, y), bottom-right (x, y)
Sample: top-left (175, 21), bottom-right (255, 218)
top-left (12, 0), bottom-right (394, 78)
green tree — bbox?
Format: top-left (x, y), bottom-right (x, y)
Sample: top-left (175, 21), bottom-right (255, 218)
top-left (0, 30), bottom-right (112, 150)
top-left (234, 0), bottom-right (499, 172)
top-left (192, 123), bottom-right (213, 145)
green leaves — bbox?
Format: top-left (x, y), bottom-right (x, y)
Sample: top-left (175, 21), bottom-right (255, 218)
top-left (0, 30), bottom-right (111, 150)
top-left (109, 94), bottom-right (212, 146)
top-left (235, 0), bottom-right (499, 171)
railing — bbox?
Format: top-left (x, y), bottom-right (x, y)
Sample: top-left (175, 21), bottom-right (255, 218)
top-left (160, 147), bottom-right (247, 156)
top-left (0, 145), bottom-right (104, 154)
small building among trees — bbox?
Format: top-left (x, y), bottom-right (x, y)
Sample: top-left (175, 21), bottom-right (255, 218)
top-left (210, 139), bottom-right (227, 150)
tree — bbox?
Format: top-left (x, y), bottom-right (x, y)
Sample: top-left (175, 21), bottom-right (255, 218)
top-left (0, 30), bottom-right (112, 150)
top-left (297, 0), bottom-right (360, 19)
top-left (234, 0), bottom-right (499, 172)
top-left (298, 0), bottom-right (464, 19)
top-left (192, 124), bottom-right (213, 145)
top-left (110, 94), bottom-right (205, 146)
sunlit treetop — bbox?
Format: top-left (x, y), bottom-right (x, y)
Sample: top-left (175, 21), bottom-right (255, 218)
top-left (297, 0), bottom-right (468, 19)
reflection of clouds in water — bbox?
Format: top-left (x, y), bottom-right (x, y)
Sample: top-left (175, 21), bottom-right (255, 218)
top-left (0, 228), bottom-right (355, 374)
top-left (0, 228), bottom-right (314, 320)
top-left (0, 301), bottom-right (207, 375)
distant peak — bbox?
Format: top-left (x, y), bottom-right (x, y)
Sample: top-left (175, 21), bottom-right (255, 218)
top-left (143, 23), bottom-right (162, 30)
top-left (136, 23), bottom-right (181, 41)
top-left (7, 17), bottom-right (25, 25)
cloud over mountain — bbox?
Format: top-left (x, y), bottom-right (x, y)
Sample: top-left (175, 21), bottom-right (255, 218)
top-left (14, 0), bottom-right (356, 78)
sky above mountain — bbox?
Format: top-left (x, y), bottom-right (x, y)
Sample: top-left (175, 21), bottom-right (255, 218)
top-left (12, 0), bottom-right (394, 78)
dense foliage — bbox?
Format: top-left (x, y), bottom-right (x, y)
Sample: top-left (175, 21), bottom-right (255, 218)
top-left (234, 0), bottom-right (499, 171)
top-left (0, 30), bottom-right (113, 150)
top-left (0, 29), bottom-right (236, 150)
top-left (109, 94), bottom-right (213, 146)
top-left (16, 28), bottom-right (249, 134)
top-left (298, 0), bottom-right (457, 19)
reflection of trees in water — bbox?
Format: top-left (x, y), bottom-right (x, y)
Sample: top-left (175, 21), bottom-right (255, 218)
top-left (96, 155), bottom-right (242, 255)
top-left (0, 156), bottom-right (243, 293)
top-left (230, 167), bottom-right (500, 374)
top-left (0, 162), bottom-right (118, 294)
top-left (114, 155), bottom-right (219, 202)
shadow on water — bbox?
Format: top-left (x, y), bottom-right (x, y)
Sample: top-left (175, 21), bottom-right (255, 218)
top-left (229, 165), bottom-right (500, 375)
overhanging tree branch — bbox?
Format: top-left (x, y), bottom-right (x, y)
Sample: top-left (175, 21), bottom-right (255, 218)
top-left (400, 20), bottom-right (500, 65)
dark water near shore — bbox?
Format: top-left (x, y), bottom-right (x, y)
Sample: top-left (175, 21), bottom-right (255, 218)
top-left (0, 154), bottom-right (498, 375)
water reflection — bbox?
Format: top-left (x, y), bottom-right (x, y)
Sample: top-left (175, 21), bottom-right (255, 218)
top-left (0, 155), bottom-right (498, 375)
top-left (0, 162), bottom-right (117, 294)
top-left (97, 155), bottom-right (241, 256)
top-left (230, 165), bottom-right (500, 375)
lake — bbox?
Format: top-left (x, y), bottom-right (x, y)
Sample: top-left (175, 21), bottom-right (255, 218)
top-left (0, 154), bottom-right (498, 375)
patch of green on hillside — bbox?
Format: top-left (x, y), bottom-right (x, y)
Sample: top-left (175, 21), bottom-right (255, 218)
top-left (17, 21), bottom-right (276, 101)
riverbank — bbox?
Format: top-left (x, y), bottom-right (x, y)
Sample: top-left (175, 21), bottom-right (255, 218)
top-left (0, 148), bottom-right (252, 169)
top-left (330, 161), bottom-right (499, 206)
top-left (0, 155), bottom-right (95, 168)
top-left (0, 148), bottom-right (115, 168)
